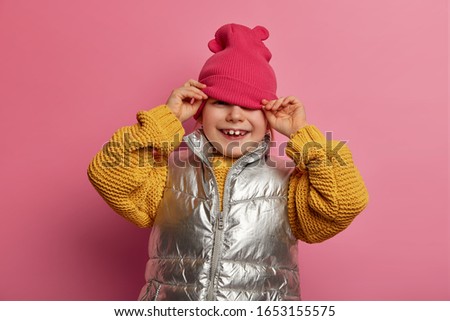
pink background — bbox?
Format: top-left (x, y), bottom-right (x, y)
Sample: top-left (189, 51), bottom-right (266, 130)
top-left (0, 0), bottom-right (448, 300)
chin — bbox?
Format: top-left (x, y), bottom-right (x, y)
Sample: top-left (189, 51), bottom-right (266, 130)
top-left (214, 147), bottom-right (241, 159)
top-left (226, 151), bottom-right (244, 159)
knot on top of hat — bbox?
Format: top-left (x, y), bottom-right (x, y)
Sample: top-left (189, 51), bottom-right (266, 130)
top-left (207, 23), bottom-right (272, 61)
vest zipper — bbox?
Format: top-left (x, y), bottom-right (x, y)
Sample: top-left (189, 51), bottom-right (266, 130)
top-left (207, 213), bottom-right (224, 300)
top-left (206, 157), bottom-right (254, 300)
top-left (206, 167), bottom-right (235, 300)
top-left (206, 166), bottom-right (224, 300)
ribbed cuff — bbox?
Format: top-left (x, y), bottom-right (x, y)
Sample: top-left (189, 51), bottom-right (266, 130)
top-left (136, 105), bottom-right (185, 153)
top-left (286, 125), bottom-right (327, 170)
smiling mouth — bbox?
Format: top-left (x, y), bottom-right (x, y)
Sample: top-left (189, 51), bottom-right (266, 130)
top-left (220, 129), bottom-right (248, 137)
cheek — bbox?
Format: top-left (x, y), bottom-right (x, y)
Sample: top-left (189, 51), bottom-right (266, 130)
top-left (202, 123), bottom-right (215, 136)
top-left (254, 111), bottom-right (267, 122)
top-left (250, 113), bottom-right (268, 131)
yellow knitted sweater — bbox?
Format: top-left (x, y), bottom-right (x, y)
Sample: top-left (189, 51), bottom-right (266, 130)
top-left (87, 105), bottom-right (369, 243)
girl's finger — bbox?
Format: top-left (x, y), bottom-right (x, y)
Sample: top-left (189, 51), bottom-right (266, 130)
top-left (278, 97), bottom-right (290, 106)
top-left (287, 96), bottom-right (300, 105)
top-left (184, 79), bottom-right (207, 88)
top-left (189, 87), bottom-right (208, 99)
top-left (271, 98), bottom-right (285, 111)
top-left (266, 99), bottom-right (277, 110)
top-left (183, 91), bottom-right (207, 104)
top-left (281, 96), bottom-right (293, 105)
top-left (185, 94), bottom-right (204, 103)
top-left (181, 87), bottom-right (208, 100)
top-left (183, 79), bottom-right (196, 87)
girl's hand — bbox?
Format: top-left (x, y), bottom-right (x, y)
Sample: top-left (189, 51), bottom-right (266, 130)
top-left (261, 96), bottom-right (308, 137)
top-left (166, 79), bottom-right (208, 123)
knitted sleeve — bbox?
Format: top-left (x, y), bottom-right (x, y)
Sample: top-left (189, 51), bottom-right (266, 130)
top-left (87, 105), bottom-right (185, 228)
top-left (285, 125), bottom-right (369, 243)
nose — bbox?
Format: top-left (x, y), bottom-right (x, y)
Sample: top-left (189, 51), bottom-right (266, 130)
top-left (225, 105), bottom-right (245, 122)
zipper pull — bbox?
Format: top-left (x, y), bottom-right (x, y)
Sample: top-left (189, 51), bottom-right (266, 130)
top-left (217, 217), bottom-right (224, 230)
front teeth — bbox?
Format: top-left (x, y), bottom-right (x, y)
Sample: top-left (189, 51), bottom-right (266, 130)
top-left (223, 129), bottom-right (246, 136)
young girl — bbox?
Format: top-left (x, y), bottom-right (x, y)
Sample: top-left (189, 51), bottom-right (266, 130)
top-left (87, 23), bottom-right (369, 301)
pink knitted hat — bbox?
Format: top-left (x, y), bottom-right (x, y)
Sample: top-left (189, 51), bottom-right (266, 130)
top-left (193, 23), bottom-right (278, 120)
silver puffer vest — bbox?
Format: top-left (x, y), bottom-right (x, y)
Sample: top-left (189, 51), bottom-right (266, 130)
top-left (139, 129), bottom-right (300, 301)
